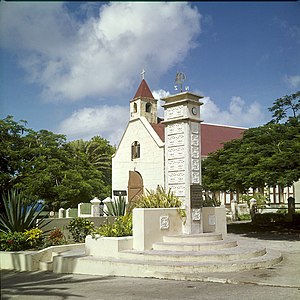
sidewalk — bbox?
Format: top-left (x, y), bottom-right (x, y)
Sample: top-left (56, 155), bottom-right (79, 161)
top-left (192, 233), bottom-right (300, 288)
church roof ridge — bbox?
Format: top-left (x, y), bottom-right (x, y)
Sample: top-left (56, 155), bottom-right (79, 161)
top-left (133, 79), bottom-right (154, 99)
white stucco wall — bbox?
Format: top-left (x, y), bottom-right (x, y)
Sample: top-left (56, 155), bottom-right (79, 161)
top-left (112, 117), bottom-right (165, 197)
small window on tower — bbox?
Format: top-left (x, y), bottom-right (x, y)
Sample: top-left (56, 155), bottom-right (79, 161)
top-left (146, 103), bottom-right (152, 113)
top-left (133, 103), bottom-right (137, 113)
top-left (131, 141), bottom-right (140, 159)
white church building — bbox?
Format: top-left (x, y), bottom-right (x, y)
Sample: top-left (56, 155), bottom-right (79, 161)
top-left (112, 78), bottom-right (298, 206)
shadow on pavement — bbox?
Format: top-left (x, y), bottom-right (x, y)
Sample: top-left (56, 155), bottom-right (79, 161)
top-left (228, 222), bottom-right (300, 241)
top-left (1, 270), bottom-right (113, 300)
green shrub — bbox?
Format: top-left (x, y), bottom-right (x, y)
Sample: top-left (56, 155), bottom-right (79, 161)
top-left (240, 193), bottom-right (270, 208)
top-left (0, 228), bottom-right (43, 251)
top-left (276, 205), bottom-right (288, 214)
top-left (24, 228), bottom-right (43, 248)
top-left (103, 196), bottom-right (127, 216)
top-left (237, 214), bottom-right (251, 221)
top-left (68, 217), bottom-right (94, 243)
top-left (0, 189), bottom-right (48, 233)
top-left (0, 231), bottom-right (27, 251)
top-left (93, 215), bottom-right (132, 238)
top-left (43, 228), bottom-right (66, 248)
top-left (202, 193), bottom-right (221, 207)
top-left (132, 186), bottom-right (182, 209)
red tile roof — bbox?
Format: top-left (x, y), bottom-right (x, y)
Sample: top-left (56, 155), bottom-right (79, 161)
top-left (150, 122), bottom-right (245, 156)
top-left (151, 122), bottom-right (165, 142)
top-left (201, 123), bottom-right (245, 156)
top-left (133, 79), bottom-right (154, 99)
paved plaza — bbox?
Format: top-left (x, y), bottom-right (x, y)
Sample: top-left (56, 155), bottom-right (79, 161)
top-left (1, 232), bottom-right (300, 300)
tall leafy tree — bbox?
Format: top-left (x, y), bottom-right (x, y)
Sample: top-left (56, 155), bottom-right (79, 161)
top-left (67, 137), bottom-right (115, 199)
top-left (0, 116), bottom-right (115, 210)
top-left (268, 91), bottom-right (300, 123)
top-left (203, 92), bottom-right (300, 195)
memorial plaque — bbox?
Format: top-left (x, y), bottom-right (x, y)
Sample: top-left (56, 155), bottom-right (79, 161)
top-left (190, 185), bottom-right (203, 208)
top-left (113, 190), bottom-right (127, 196)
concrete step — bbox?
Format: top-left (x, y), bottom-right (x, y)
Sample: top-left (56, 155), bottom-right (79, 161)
top-left (121, 246), bottom-right (266, 262)
top-left (163, 233), bottom-right (223, 243)
top-left (39, 261), bottom-right (53, 271)
top-left (53, 248), bottom-right (282, 276)
top-left (153, 239), bottom-right (237, 251)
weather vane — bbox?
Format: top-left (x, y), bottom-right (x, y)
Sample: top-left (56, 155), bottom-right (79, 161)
top-left (174, 72), bottom-right (189, 92)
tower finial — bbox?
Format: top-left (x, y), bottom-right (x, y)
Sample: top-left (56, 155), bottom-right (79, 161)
top-left (141, 68), bottom-right (146, 80)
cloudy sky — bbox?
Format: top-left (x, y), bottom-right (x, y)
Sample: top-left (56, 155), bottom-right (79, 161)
top-left (1, 2), bottom-right (299, 145)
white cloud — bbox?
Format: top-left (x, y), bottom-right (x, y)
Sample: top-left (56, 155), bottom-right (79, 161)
top-left (149, 88), bottom-right (267, 128)
top-left (57, 106), bottom-right (129, 146)
top-left (201, 96), bottom-right (266, 128)
top-left (0, 2), bottom-right (201, 102)
top-left (58, 93), bottom-right (266, 145)
top-left (152, 89), bottom-right (171, 117)
top-left (284, 74), bottom-right (300, 89)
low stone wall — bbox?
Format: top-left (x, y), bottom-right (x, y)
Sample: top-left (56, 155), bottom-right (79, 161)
top-left (133, 208), bottom-right (182, 251)
top-left (39, 217), bottom-right (117, 241)
top-left (0, 244), bottom-right (85, 271)
top-left (202, 207), bottom-right (227, 235)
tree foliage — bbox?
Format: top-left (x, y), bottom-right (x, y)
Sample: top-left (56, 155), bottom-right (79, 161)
top-left (203, 92), bottom-right (300, 193)
top-left (0, 116), bottom-right (115, 210)
top-left (268, 91), bottom-right (300, 123)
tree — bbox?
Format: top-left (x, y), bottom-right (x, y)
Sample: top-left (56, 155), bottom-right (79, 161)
top-left (0, 116), bottom-right (115, 210)
top-left (202, 114), bottom-right (300, 194)
top-left (67, 136), bottom-right (115, 199)
top-left (268, 91), bottom-right (300, 123)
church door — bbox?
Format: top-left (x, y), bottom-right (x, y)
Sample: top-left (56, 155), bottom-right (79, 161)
top-left (128, 171), bottom-right (144, 204)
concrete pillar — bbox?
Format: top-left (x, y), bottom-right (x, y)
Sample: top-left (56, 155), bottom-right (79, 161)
top-left (58, 208), bottom-right (64, 218)
top-left (66, 208), bottom-right (71, 218)
top-left (90, 197), bottom-right (101, 217)
top-left (288, 197), bottom-right (295, 215)
top-left (162, 91), bottom-right (204, 234)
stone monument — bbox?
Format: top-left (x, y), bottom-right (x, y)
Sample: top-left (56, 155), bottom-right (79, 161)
top-left (162, 86), bottom-right (203, 234)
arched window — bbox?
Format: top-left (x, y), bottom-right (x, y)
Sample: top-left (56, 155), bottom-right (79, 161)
top-left (131, 141), bottom-right (140, 159)
top-left (146, 103), bottom-right (152, 113)
top-left (133, 103), bottom-right (137, 113)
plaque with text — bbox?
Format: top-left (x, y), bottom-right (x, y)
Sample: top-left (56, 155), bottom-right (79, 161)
top-left (190, 185), bottom-right (203, 208)
top-left (113, 190), bottom-right (127, 196)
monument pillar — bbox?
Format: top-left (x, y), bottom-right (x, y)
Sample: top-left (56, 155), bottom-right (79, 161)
top-left (162, 92), bottom-right (203, 234)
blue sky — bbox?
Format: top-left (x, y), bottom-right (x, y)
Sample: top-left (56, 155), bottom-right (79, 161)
top-left (1, 1), bottom-right (300, 145)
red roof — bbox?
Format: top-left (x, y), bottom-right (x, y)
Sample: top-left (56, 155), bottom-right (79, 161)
top-left (151, 122), bottom-right (165, 142)
top-left (150, 122), bottom-right (245, 156)
top-left (201, 123), bottom-right (245, 156)
top-left (133, 79), bottom-right (154, 99)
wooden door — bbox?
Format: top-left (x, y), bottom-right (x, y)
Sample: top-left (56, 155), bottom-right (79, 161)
top-left (128, 171), bottom-right (143, 204)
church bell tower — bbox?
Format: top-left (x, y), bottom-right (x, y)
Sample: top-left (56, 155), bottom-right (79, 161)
top-left (130, 70), bottom-right (158, 124)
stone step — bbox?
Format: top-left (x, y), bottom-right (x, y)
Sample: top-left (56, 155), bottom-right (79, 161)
top-left (153, 239), bottom-right (237, 251)
top-left (163, 233), bottom-right (223, 243)
top-left (120, 246), bottom-right (266, 262)
top-left (39, 261), bottom-right (53, 271)
top-left (53, 249), bottom-right (282, 276)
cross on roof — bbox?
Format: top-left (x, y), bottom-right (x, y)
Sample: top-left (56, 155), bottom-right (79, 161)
top-left (141, 68), bottom-right (146, 80)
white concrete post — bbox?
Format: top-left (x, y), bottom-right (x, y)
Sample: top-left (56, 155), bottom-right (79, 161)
top-left (90, 197), bottom-right (101, 217)
top-left (66, 208), bottom-right (71, 218)
top-left (78, 203), bottom-right (83, 217)
top-left (102, 197), bottom-right (112, 216)
top-left (58, 208), bottom-right (64, 219)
